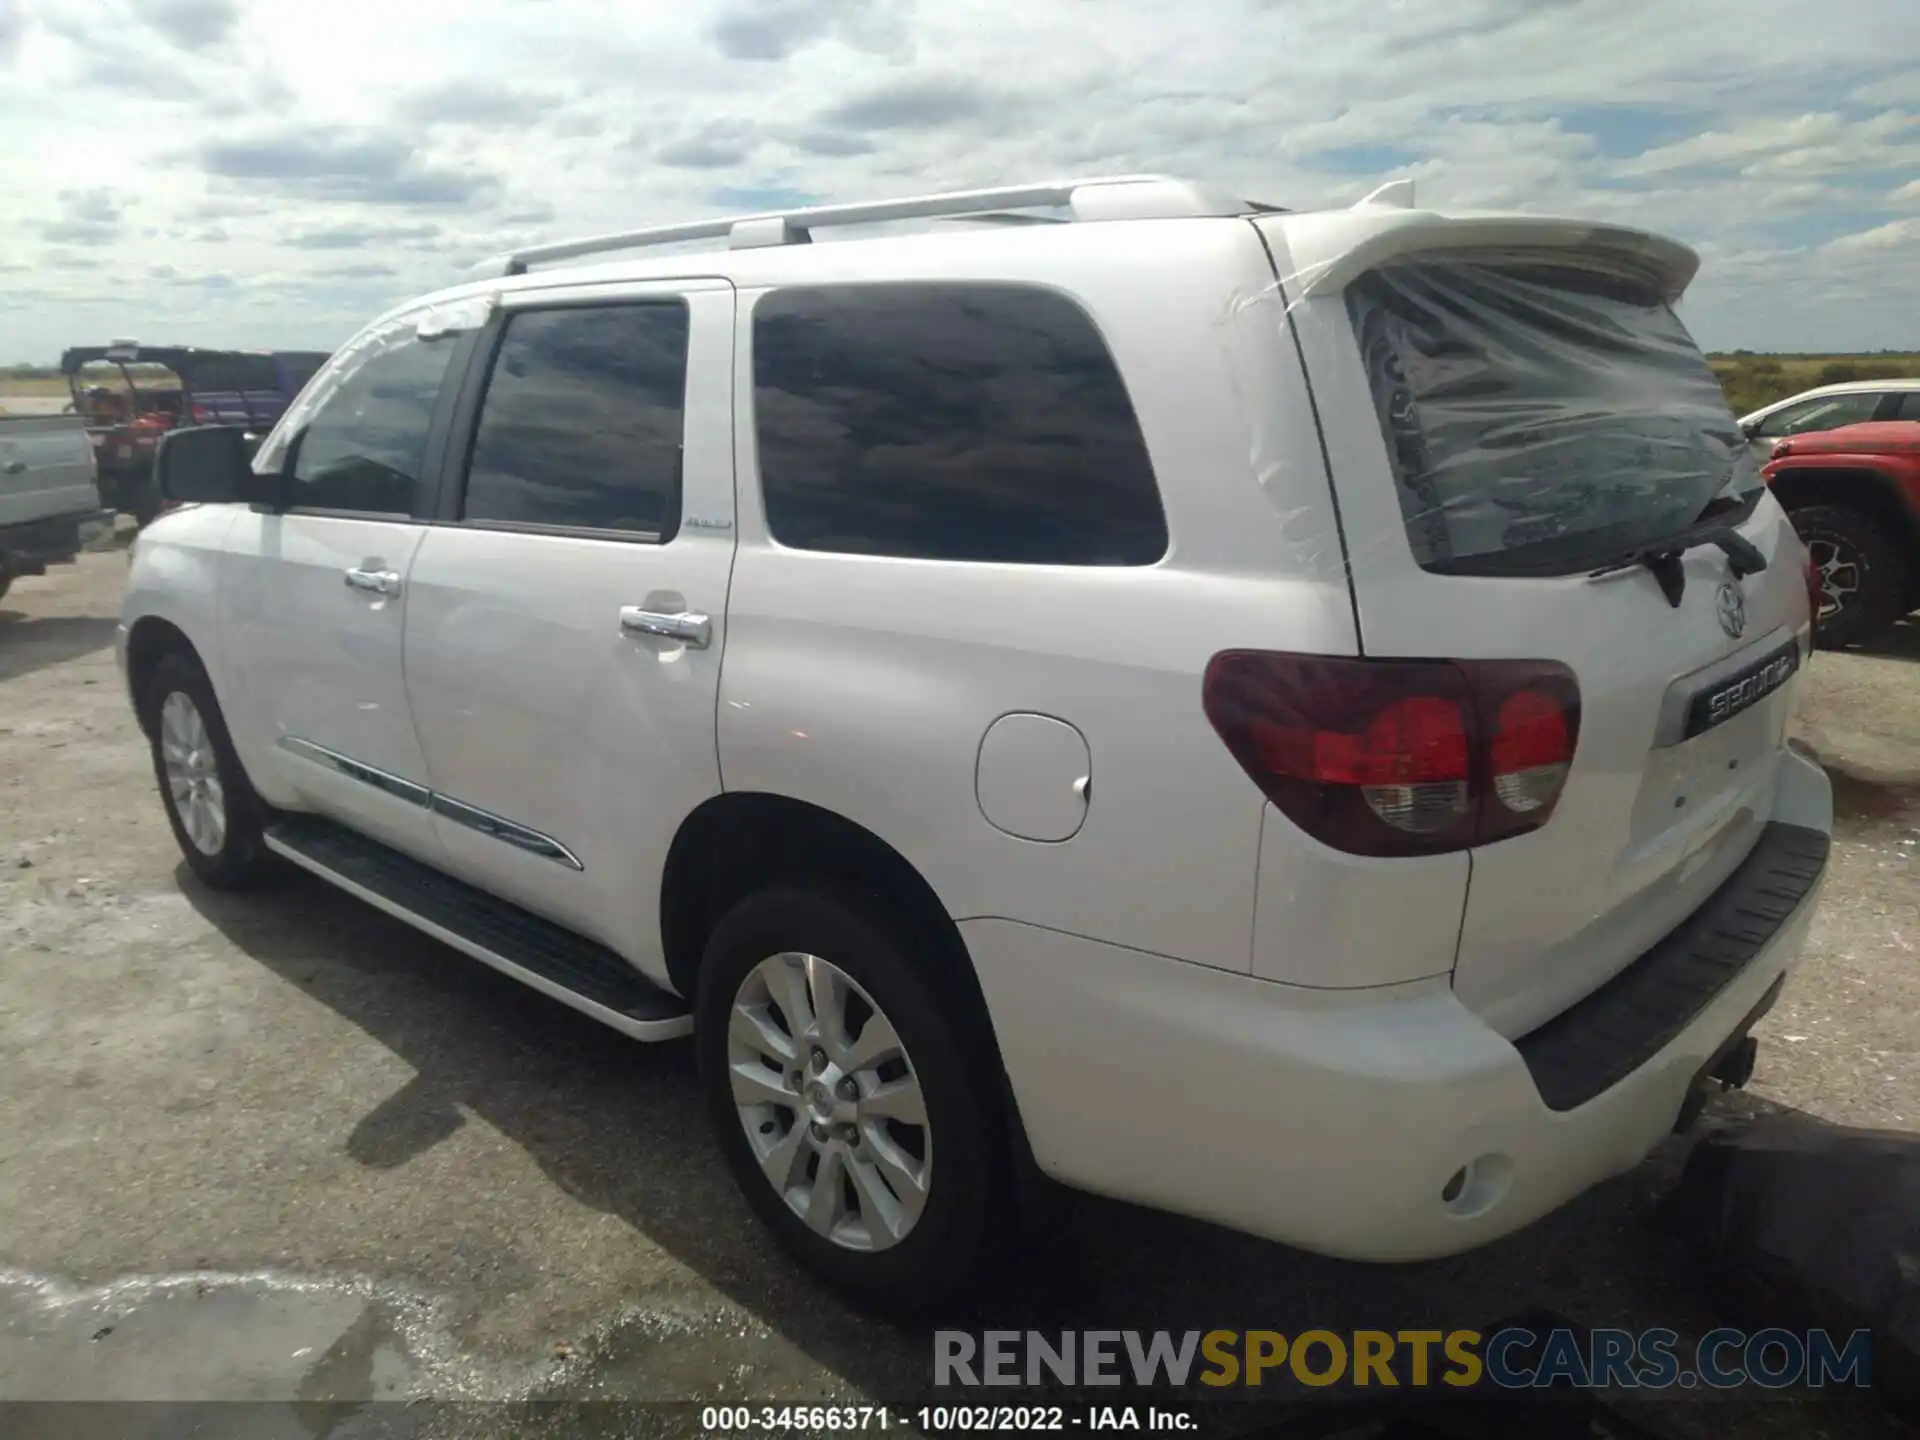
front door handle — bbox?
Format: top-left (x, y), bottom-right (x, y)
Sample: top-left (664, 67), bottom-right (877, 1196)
top-left (344, 567), bottom-right (402, 597)
top-left (1, 460), bottom-right (25, 475)
top-left (620, 607), bottom-right (711, 648)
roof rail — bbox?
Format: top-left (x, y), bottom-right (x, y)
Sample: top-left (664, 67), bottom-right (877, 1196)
top-left (473, 175), bottom-right (1259, 278)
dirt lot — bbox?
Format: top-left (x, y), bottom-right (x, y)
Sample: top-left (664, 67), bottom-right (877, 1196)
top-left (2, 552), bottom-right (1917, 1437)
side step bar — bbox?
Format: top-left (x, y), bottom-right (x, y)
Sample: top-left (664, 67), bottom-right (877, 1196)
top-left (263, 814), bottom-right (692, 1041)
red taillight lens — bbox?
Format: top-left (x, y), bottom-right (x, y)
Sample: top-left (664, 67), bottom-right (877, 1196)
top-left (192, 404), bottom-right (212, 423)
top-left (1203, 652), bottom-right (1581, 857)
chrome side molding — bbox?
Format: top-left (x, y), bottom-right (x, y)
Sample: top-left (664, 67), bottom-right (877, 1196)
top-left (429, 793), bottom-right (585, 871)
top-left (276, 736), bottom-right (582, 870)
top-left (278, 736), bottom-right (430, 808)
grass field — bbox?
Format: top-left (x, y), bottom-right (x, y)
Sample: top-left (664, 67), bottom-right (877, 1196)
top-left (0, 377), bottom-right (80, 399)
top-left (1708, 354), bottom-right (1920, 418)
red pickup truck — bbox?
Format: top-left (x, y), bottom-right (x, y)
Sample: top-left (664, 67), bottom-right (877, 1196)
top-left (1763, 420), bottom-right (1920, 648)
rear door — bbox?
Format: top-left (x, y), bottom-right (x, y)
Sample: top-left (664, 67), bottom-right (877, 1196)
top-left (399, 280), bottom-right (735, 982)
top-left (1277, 239), bottom-right (1812, 1038)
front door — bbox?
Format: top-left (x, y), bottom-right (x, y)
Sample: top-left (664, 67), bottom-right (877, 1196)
top-left (400, 280), bottom-right (737, 986)
top-left (222, 313), bottom-right (473, 859)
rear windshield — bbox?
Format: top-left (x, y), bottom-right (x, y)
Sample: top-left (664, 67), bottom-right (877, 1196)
top-left (1347, 259), bottom-right (1761, 575)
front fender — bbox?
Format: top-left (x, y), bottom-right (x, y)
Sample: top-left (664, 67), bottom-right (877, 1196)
top-left (120, 505), bottom-right (243, 718)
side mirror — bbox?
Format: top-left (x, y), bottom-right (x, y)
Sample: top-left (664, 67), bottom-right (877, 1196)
top-left (155, 425), bottom-right (275, 506)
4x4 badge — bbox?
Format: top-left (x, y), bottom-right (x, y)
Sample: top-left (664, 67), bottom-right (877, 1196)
top-left (1716, 581), bottom-right (1747, 639)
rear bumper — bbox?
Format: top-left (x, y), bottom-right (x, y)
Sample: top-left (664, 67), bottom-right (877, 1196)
top-left (965, 747), bottom-right (1832, 1262)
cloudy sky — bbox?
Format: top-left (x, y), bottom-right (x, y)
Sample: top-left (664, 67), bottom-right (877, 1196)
top-left (2, 0), bottom-right (1915, 362)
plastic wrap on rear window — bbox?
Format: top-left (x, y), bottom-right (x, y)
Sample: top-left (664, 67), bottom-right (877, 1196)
top-left (1346, 260), bottom-right (1761, 575)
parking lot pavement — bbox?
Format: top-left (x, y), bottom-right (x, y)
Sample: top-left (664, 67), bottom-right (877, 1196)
top-left (2, 553), bottom-right (1916, 1436)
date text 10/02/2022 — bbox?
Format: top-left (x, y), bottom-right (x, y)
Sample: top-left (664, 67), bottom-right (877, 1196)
top-left (700, 1406), bottom-right (1196, 1431)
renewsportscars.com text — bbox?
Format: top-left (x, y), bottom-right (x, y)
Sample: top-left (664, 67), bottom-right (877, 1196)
top-left (934, 1327), bottom-right (1874, 1391)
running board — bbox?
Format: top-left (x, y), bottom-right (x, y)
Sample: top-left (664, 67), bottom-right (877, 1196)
top-left (263, 814), bottom-right (692, 1041)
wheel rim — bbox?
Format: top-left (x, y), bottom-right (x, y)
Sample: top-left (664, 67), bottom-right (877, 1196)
top-left (1807, 537), bottom-right (1862, 622)
top-left (159, 691), bottom-right (226, 856)
top-left (727, 951), bottom-right (931, 1253)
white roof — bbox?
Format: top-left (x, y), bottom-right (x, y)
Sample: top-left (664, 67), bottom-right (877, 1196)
top-left (371, 173), bottom-right (1701, 332)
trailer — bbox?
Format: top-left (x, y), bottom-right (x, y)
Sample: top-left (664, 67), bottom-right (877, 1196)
top-left (60, 342), bottom-right (329, 523)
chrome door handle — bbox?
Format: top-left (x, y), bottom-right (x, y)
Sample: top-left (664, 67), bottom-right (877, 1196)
top-left (344, 567), bottom-right (401, 596)
top-left (620, 607), bottom-right (711, 648)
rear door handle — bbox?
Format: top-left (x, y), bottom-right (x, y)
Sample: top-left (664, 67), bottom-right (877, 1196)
top-left (344, 567), bottom-right (402, 597)
top-left (1, 460), bottom-right (25, 475)
top-left (620, 607), bottom-right (711, 648)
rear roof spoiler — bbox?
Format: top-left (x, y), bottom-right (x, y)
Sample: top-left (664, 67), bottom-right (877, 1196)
top-left (1274, 205), bottom-right (1701, 305)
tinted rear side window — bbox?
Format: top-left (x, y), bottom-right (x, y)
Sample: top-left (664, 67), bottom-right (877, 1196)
top-left (1348, 260), bottom-right (1761, 575)
top-left (462, 303), bottom-right (690, 538)
top-left (752, 284), bottom-right (1166, 565)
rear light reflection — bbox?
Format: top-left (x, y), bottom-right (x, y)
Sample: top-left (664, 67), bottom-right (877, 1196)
top-left (1202, 652), bottom-right (1581, 857)
top-left (1488, 689), bottom-right (1572, 816)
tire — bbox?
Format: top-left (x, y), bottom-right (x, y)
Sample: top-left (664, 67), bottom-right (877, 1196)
top-left (696, 884), bottom-right (1005, 1312)
top-left (140, 650), bottom-right (277, 889)
top-left (1791, 505), bottom-right (1908, 650)
top-left (128, 479), bottom-right (163, 529)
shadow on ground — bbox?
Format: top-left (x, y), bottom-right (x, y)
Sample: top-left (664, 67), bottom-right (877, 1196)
top-left (0, 613), bottom-right (118, 682)
top-left (1852, 615), bottom-right (1920, 664)
top-left (171, 865), bottom-right (1916, 1440)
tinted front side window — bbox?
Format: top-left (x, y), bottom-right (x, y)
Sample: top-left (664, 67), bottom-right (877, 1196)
top-left (462, 303), bottom-right (690, 537)
top-left (753, 284), bottom-right (1166, 565)
top-left (288, 335), bottom-right (456, 515)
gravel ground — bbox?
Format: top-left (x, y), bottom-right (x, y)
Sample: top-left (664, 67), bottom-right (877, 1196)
top-left (1, 551), bottom-right (1916, 1438)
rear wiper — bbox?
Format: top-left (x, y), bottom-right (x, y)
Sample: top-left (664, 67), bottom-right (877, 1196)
top-left (1586, 498), bottom-right (1767, 608)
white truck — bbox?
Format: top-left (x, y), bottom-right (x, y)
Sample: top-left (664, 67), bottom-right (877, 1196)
top-left (0, 414), bottom-right (113, 602)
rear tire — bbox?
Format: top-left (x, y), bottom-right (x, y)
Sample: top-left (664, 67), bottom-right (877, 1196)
top-left (141, 651), bottom-right (277, 889)
top-left (696, 884), bottom-right (1004, 1313)
top-left (1790, 505), bottom-right (1907, 649)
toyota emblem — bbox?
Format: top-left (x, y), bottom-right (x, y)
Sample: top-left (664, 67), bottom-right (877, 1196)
top-left (1716, 582), bottom-right (1747, 639)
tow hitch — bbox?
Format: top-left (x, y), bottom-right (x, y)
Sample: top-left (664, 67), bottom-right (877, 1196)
top-left (1673, 978), bottom-right (1781, 1134)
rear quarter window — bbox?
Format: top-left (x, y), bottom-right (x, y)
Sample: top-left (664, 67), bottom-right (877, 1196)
top-left (1348, 260), bottom-right (1761, 574)
top-left (751, 283), bottom-right (1167, 566)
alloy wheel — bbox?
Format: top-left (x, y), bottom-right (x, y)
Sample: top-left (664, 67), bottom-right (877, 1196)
top-left (726, 951), bottom-right (931, 1252)
top-left (159, 691), bottom-right (227, 856)
top-left (1807, 536), bottom-right (1861, 623)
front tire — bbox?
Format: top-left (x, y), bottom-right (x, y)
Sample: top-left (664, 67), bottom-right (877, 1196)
top-left (696, 885), bottom-right (1004, 1312)
top-left (141, 651), bottom-right (276, 889)
top-left (1791, 505), bottom-right (1907, 650)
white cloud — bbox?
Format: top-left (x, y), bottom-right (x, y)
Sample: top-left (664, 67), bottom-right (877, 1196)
top-left (0, 0), bottom-right (1915, 358)
top-left (1824, 217), bottom-right (1920, 255)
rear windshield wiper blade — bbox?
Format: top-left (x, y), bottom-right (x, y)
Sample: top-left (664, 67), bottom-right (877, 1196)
top-left (1587, 508), bottom-right (1768, 608)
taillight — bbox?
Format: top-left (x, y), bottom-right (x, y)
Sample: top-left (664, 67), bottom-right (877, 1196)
top-left (1202, 652), bottom-right (1581, 857)
top-left (191, 405), bottom-right (212, 423)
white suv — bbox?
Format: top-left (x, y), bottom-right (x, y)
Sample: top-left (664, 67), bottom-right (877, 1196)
top-left (122, 175), bottom-right (1832, 1307)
